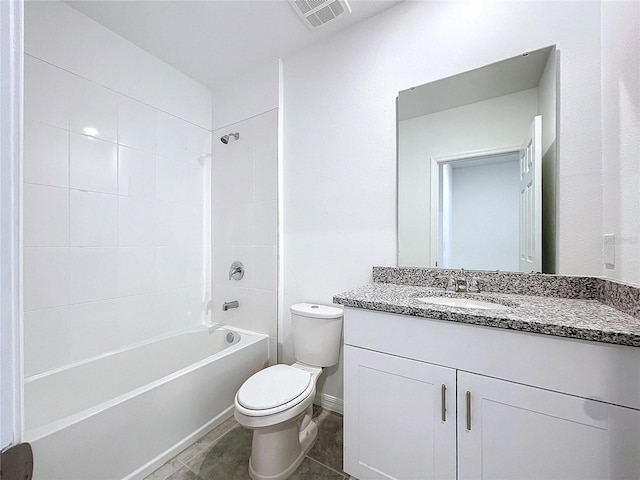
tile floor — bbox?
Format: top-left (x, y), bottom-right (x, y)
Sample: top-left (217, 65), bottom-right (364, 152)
top-left (144, 407), bottom-right (347, 480)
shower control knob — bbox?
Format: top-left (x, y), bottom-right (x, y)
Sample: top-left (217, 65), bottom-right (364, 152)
top-left (229, 261), bottom-right (244, 280)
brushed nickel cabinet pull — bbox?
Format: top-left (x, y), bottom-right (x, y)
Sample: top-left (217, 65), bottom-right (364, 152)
top-left (441, 384), bottom-right (447, 422)
top-left (466, 391), bottom-right (471, 431)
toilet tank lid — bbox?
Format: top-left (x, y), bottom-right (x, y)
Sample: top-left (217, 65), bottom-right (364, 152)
top-left (290, 303), bottom-right (343, 319)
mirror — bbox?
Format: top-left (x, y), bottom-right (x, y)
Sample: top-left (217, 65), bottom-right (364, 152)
top-left (397, 46), bottom-right (557, 273)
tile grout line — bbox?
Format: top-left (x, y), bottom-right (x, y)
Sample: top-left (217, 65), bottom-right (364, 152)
top-left (178, 458), bottom-right (202, 479)
top-left (305, 454), bottom-right (348, 478)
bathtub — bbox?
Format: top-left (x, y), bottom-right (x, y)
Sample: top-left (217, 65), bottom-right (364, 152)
top-left (24, 325), bottom-right (268, 480)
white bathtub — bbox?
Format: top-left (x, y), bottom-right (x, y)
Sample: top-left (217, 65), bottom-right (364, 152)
top-left (24, 326), bottom-right (268, 480)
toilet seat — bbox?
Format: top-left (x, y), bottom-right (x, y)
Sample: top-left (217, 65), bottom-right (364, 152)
top-left (235, 365), bottom-right (314, 417)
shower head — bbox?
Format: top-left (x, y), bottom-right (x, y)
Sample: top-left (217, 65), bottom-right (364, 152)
top-left (220, 132), bottom-right (240, 144)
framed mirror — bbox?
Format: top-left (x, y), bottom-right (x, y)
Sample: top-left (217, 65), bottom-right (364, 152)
top-left (397, 46), bottom-right (557, 273)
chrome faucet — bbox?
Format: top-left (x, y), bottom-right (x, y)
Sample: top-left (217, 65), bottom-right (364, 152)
top-left (229, 261), bottom-right (244, 280)
top-left (454, 278), bottom-right (468, 292)
top-left (222, 300), bottom-right (239, 311)
top-left (447, 276), bottom-right (471, 293)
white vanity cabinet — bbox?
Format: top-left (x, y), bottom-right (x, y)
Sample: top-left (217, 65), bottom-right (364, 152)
top-left (343, 307), bottom-right (640, 480)
top-left (344, 346), bottom-right (456, 479)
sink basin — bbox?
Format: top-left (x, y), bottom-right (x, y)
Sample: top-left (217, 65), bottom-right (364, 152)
top-left (415, 296), bottom-right (512, 311)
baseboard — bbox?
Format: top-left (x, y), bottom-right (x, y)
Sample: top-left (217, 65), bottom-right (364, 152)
top-left (314, 392), bottom-right (343, 415)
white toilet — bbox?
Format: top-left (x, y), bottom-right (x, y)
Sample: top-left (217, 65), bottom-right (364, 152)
top-left (234, 303), bottom-right (344, 480)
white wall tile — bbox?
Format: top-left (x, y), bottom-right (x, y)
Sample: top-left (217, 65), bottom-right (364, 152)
top-left (117, 293), bottom-right (164, 346)
top-left (254, 246), bottom-right (277, 292)
top-left (69, 300), bottom-right (120, 361)
top-left (210, 281), bottom-right (236, 325)
top-left (230, 287), bottom-right (277, 337)
top-left (69, 75), bottom-right (118, 143)
top-left (155, 286), bottom-right (204, 331)
top-left (23, 247), bottom-right (70, 311)
top-left (156, 155), bottom-right (185, 204)
top-left (23, 307), bottom-right (71, 377)
top-left (268, 336), bottom-right (278, 366)
top-left (70, 190), bottom-right (118, 247)
top-left (156, 246), bottom-right (202, 290)
top-left (231, 246), bottom-right (254, 288)
top-left (118, 146), bottom-right (156, 199)
top-left (212, 244), bottom-right (234, 285)
top-left (118, 247), bottom-right (157, 297)
top-left (155, 201), bottom-right (202, 246)
top-left (233, 203), bottom-right (255, 246)
top-left (70, 133), bottom-right (118, 194)
top-left (212, 206), bottom-right (235, 247)
top-left (118, 197), bottom-right (158, 246)
top-left (69, 247), bottom-right (118, 304)
top-left (24, 1), bottom-right (214, 375)
top-left (118, 96), bottom-right (156, 152)
top-left (252, 109), bottom-right (278, 202)
top-left (23, 184), bottom-right (69, 247)
top-left (253, 201), bottom-right (277, 246)
top-left (23, 121), bottom-right (69, 188)
top-left (156, 112), bottom-right (189, 157)
top-left (24, 55), bottom-right (70, 129)
top-left (156, 154), bottom-right (204, 205)
top-left (187, 124), bottom-right (212, 156)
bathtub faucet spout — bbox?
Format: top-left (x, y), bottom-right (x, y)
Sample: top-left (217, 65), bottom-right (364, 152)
top-left (222, 300), bottom-right (239, 311)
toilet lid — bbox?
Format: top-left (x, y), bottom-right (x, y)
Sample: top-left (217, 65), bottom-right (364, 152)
top-left (237, 364), bottom-right (312, 410)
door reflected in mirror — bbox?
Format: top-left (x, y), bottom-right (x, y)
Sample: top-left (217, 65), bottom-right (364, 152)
top-left (397, 46), bottom-right (557, 273)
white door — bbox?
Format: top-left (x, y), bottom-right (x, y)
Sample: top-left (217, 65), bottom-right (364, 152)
top-left (344, 345), bottom-right (456, 480)
top-left (457, 371), bottom-right (640, 480)
top-left (519, 115), bottom-right (542, 272)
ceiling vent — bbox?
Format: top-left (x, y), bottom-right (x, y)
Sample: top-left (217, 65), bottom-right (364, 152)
top-left (289, 0), bottom-right (352, 29)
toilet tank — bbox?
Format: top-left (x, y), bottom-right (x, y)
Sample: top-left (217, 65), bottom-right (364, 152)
top-left (291, 303), bottom-right (343, 367)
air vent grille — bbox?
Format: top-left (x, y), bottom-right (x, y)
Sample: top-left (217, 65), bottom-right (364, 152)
top-left (289, 0), bottom-right (351, 30)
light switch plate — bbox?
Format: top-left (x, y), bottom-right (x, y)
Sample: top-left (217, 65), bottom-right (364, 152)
top-left (603, 234), bottom-right (615, 266)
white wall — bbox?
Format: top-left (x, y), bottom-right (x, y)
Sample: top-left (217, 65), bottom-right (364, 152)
top-left (449, 159), bottom-right (520, 271)
top-left (1, 0), bottom-right (23, 449)
top-left (601, 0), bottom-right (640, 286)
top-left (211, 60), bottom-right (280, 365)
top-left (283, 0), bottom-right (605, 402)
top-left (398, 88), bottom-right (538, 267)
top-left (22, 1), bottom-right (212, 377)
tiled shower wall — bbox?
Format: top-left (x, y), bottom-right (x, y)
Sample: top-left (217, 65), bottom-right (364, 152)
top-left (23, 31), bottom-right (212, 376)
top-left (211, 109), bottom-right (278, 363)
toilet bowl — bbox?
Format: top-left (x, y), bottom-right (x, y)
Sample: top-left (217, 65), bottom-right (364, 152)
top-left (234, 303), bottom-right (343, 480)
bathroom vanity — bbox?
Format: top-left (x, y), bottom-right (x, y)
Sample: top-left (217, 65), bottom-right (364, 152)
top-left (335, 269), bottom-right (640, 480)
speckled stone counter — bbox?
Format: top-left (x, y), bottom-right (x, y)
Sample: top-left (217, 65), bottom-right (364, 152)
top-left (333, 270), bottom-right (640, 348)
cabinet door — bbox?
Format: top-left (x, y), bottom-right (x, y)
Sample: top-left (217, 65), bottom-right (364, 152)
top-left (344, 345), bottom-right (456, 480)
top-left (457, 371), bottom-right (640, 480)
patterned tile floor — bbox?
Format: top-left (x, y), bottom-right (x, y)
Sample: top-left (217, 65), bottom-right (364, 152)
top-left (144, 407), bottom-right (347, 480)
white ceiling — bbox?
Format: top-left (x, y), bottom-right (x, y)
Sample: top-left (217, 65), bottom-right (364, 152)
top-left (64, 0), bottom-right (401, 90)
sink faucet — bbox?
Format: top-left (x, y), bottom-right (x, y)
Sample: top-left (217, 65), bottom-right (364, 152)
top-left (454, 278), bottom-right (468, 292)
top-left (447, 276), bottom-right (469, 293)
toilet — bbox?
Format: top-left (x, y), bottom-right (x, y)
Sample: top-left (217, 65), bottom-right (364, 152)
top-left (234, 303), bottom-right (344, 480)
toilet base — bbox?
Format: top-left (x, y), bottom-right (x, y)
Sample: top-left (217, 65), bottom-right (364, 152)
top-left (247, 408), bottom-right (318, 480)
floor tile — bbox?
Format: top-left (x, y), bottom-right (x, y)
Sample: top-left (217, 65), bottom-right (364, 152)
top-left (186, 425), bottom-right (252, 479)
top-left (308, 409), bottom-right (344, 474)
top-left (176, 416), bottom-right (238, 465)
top-left (165, 465), bottom-right (203, 480)
top-left (146, 407), bottom-right (345, 480)
top-left (144, 457), bottom-right (185, 480)
top-left (289, 457), bottom-right (347, 480)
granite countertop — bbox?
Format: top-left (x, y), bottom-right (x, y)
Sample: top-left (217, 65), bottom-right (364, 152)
top-left (334, 283), bottom-right (640, 347)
